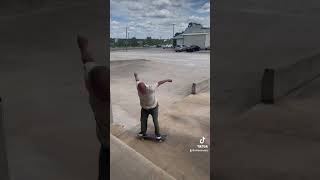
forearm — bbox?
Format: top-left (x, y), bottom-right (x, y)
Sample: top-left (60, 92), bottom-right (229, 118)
top-left (134, 73), bottom-right (140, 81)
top-left (158, 79), bottom-right (171, 86)
top-left (80, 49), bottom-right (94, 64)
top-left (77, 35), bottom-right (94, 64)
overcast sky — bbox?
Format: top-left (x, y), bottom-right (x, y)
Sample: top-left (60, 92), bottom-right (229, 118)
top-left (111, 0), bottom-right (210, 39)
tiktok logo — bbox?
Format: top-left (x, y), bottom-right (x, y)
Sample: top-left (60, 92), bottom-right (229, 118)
top-left (200, 137), bottom-right (205, 144)
top-left (190, 136), bottom-right (209, 152)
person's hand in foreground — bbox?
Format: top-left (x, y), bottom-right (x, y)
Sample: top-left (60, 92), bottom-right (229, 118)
top-left (77, 34), bottom-right (94, 64)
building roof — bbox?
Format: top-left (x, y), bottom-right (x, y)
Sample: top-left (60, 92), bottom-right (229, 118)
top-left (173, 34), bottom-right (184, 39)
top-left (174, 22), bottom-right (210, 38)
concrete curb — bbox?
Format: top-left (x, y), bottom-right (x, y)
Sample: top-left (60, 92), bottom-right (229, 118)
top-left (261, 53), bottom-right (320, 103)
top-left (111, 47), bottom-right (152, 51)
top-left (0, 98), bottom-right (10, 180)
top-left (110, 59), bottom-right (149, 66)
top-left (110, 135), bottom-right (176, 180)
top-left (192, 78), bottom-right (210, 94)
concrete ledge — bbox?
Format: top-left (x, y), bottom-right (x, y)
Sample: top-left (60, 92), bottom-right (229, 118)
top-left (110, 59), bottom-right (149, 66)
top-left (0, 98), bottom-right (10, 180)
top-left (261, 53), bottom-right (320, 103)
top-left (110, 135), bottom-right (176, 180)
top-left (192, 78), bottom-right (210, 94)
top-left (111, 47), bottom-right (152, 51)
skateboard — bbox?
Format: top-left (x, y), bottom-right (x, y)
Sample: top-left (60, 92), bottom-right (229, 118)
top-left (138, 134), bottom-right (167, 142)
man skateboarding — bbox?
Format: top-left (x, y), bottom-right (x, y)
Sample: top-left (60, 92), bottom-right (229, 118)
top-left (77, 35), bottom-right (109, 180)
top-left (134, 72), bottom-right (172, 140)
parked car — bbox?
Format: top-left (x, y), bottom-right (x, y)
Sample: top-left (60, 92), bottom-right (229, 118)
top-left (186, 45), bottom-right (201, 52)
top-left (163, 44), bottom-right (173, 49)
top-left (175, 45), bottom-right (188, 52)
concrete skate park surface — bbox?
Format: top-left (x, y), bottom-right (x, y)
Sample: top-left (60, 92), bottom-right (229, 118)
top-left (214, 1), bottom-right (320, 179)
top-left (215, 78), bottom-right (320, 179)
top-left (110, 135), bottom-right (176, 180)
top-left (112, 92), bottom-right (210, 180)
top-left (0, 1), bottom-right (107, 179)
top-left (111, 48), bottom-right (210, 129)
top-left (213, 0), bottom-right (320, 120)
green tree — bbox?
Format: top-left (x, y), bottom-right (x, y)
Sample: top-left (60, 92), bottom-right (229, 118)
top-left (131, 37), bottom-right (138, 47)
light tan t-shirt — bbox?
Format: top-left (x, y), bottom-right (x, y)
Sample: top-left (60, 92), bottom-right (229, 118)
top-left (136, 80), bottom-right (158, 109)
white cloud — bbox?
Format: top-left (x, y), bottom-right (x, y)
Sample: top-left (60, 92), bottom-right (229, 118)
top-left (152, 0), bottom-right (171, 9)
top-left (145, 9), bottom-right (173, 18)
top-left (111, 20), bottom-right (120, 26)
top-left (198, 2), bottom-right (210, 13)
top-left (127, 2), bottom-right (144, 11)
top-left (110, 0), bottom-right (210, 38)
top-left (188, 15), bottom-right (205, 22)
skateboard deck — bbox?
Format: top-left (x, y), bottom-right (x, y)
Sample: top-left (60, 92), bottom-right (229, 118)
top-left (138, 134), bottom-right (167, 142)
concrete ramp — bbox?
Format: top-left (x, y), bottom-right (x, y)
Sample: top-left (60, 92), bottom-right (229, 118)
top-left (113, 92), bottom-right (210, 180)
top-left (110, 134), bottom-right (176, 180)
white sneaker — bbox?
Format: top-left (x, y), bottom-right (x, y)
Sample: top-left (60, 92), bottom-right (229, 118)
top-left (156, 135), bottom-right (162, 140)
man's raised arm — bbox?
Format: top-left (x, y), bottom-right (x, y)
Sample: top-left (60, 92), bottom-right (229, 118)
top-left (157, 79), bottom-right (173, 87)
top-left (77, 35), bottom-right (94, 64)
top-left (134, 72), bottom-right (140, 82)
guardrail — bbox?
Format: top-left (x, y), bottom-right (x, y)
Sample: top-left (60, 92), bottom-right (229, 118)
top-left (0, 97), bottom-right (10, 180)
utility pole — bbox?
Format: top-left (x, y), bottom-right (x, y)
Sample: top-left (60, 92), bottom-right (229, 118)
top-left (125, 26), bottom-right (128, 52)
top-left (172, 23), bottom-right (175, 46)
top-left (128, 32), bottom-right (130, 47)
top-left (172, 23), bottom-right (175, 38)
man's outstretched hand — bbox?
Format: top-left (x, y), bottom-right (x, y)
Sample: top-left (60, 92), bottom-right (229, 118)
top-left (168, 79), bottom-right (173, 82)
top-left (77, 35), bottom-right (94, 64)
top-left (77, 35), bottom-right (89, 51)
top-left (134, 72), bottom-right (139, 81)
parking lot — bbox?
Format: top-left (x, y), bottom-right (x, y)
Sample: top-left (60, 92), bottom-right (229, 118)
top-left (110, 48), bottom-right (210, 129)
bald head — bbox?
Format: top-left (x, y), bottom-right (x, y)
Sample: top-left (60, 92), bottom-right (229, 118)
top-left (89, 66), bottom-right (109, 101)
top-left (137, 82), bottom-right (147, 95)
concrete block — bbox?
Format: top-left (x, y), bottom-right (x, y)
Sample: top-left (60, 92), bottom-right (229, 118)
top-left (0, 98), bottom-right (10, 180)
top-left (192, 78), bottom-right (210, 94)
top-left (261, 53), bottom-right (320, 103)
